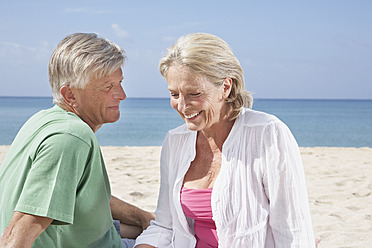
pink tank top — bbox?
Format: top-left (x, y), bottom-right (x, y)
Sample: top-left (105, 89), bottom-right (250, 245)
top-left (180, 187), bottom-right (218, 248)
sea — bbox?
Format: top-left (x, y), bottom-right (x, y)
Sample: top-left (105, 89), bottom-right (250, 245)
top-left (1, 97), bottom-right (371, 147)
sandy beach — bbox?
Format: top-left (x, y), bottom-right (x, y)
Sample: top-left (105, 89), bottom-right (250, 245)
top-left (1, 145), bottom-right (371, 247)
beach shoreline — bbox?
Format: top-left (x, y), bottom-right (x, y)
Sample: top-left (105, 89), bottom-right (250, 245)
top-left (1, 145), bottom-right (371, 247)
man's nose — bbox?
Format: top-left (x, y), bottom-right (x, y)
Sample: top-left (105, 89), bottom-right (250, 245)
top-left (114, 84), bottom-right (126, 100)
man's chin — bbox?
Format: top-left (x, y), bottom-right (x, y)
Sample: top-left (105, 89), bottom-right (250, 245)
top-left (105, 114), bottom-right (120, 124)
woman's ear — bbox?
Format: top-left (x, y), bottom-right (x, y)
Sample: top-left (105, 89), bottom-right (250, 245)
top-left (60, 84), bottom-right (77, 107)
top-left (222, 78), bottom-right (233, 100)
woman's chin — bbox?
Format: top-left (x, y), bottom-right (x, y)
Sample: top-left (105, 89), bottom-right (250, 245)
top-left (185, 122), bottom-right (202, 131)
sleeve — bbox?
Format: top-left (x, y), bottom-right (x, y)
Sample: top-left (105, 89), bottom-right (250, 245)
top-left (15, 133), bottom-right (90, 225)
top-left (261, 120), bottom-right (315, 247)
top-left (135, 133), bottom-right (174, 247)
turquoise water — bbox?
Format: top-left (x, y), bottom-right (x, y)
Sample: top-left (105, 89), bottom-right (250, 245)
top-left (1, 97), bottom-right (371, 147)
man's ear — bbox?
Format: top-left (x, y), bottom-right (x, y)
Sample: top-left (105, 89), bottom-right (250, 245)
top-left (60, 85), bottom-right (77, 107)
top-left (222, 78), bottom-right (233, 100)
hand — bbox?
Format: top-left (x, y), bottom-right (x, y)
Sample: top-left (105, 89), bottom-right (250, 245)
top-left (134, 245), bottom-right (156, 248)
top-left (110, 195), bottom-right (155, 231)
top-left (315, 237), bottom-right (321, 247)
top-left (140, 211), bottom-right (156, 231)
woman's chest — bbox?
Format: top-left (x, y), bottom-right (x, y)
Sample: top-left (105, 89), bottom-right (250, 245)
top-left (183, 149), bottom-right (222, 189)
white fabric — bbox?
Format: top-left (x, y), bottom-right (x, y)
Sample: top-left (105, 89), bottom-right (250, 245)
top-left (135, 108), bottom-right (315, 248)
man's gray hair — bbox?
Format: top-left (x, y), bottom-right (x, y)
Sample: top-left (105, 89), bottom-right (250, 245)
top-left (48, 33), bottom-right (126, 104)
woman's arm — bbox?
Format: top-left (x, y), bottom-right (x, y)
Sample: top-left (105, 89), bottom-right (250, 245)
top-left (0, 211), bottom-right (53, 248)
top-left (262, 121), bottom-right (315, 247)
top-left (134, 134), bottom-right (175, 247)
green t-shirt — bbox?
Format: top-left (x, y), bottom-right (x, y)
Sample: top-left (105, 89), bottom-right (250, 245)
top-left (0, 105), bottom-right (122, 247)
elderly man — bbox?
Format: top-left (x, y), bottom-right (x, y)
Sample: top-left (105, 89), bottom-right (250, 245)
top-left (0, 33), bottom-right (154, 248)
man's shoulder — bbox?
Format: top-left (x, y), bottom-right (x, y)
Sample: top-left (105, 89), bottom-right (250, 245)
top-left (24, 105), bottom-right (96, 147)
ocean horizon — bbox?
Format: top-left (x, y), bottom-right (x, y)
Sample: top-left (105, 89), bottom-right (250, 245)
top-left (1, 96), bottom-right (372, 147)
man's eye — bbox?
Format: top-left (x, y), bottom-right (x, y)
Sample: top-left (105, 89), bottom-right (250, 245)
top-left (190, 93), bottom-right (201, 96)
top-left (170, 93), bottom-right (179, 98)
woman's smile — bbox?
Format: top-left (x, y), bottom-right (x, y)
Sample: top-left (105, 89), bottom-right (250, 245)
top-left (184, 111), bottom-right (202, 119)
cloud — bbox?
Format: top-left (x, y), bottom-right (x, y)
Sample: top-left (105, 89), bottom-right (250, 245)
top-left (0, 42), bottom-right (33, 59)
top-left (65, 8), bottom-right (86, 13)
top-left (0, 41), bottom-right (53, 66)
top-left (65, 8), bottom-right (106, 14)
top-left (155, 22), bottom-right (203, 33)
top-left (111, 24), bottom-right (130, 39)
top-left (162, 36), bottom-right (177, 42)
top-left (333, 33), bottom-right (371, 48)
top-left (351, 39), bottom-right (371, 48)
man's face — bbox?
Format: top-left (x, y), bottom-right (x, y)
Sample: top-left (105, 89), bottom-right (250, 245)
top-left (71, 68), bottom-right (125, 132)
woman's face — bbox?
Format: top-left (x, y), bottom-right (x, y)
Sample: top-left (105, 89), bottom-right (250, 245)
top-left (166, 64), bottom-right (231, 133)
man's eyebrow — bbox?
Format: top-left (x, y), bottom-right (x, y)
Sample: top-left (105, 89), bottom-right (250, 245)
top-left (104, 77), bottom-right (124, 84)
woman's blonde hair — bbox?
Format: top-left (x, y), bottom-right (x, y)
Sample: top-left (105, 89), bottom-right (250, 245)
top-left (159, 32), bottom-right (253, 120)
top-left (48, 33), bottom-right (125, 104)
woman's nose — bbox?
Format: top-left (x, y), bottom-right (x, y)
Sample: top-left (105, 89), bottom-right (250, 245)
top-left (177, 95), bottom-right (187, 112)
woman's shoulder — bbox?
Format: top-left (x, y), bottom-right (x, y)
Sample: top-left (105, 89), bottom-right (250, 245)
top-left (239, 108), bottom-right (281, 128)
top-left (163, 124), bottom-right (196, 148)
top-left (167, 123), bottom-right (193, 135)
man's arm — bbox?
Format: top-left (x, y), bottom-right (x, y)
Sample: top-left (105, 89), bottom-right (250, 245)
top-left (110, 195), bottom-right (155, 237)
top-left (0, 211), bottom-right (53, 248)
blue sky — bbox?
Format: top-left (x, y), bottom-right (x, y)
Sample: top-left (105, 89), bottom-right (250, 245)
top-left (0, 0), bottom-right (371, 99)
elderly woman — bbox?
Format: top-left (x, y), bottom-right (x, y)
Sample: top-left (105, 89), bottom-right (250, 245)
top-left (135, 33), bottom-right (315, 247)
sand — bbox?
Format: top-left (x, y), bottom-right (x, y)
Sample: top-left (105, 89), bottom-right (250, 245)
top-left (1, 145), bottom-right (371, 247)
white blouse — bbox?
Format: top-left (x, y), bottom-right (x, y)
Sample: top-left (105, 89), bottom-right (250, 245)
top-left (135, 108), bottom-right (315, 248)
